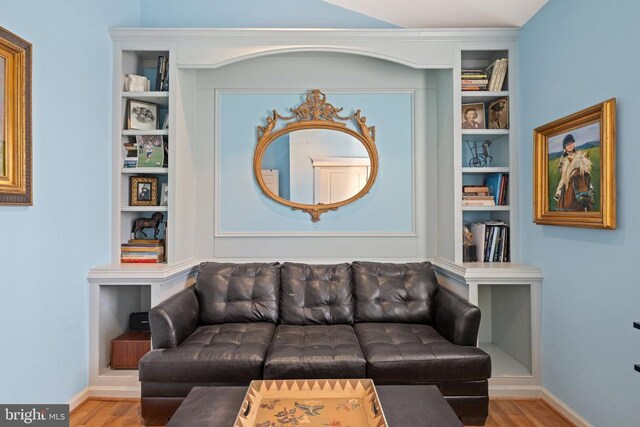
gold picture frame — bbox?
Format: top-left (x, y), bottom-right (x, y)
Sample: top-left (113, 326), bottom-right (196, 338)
top-left (0, 27), bottom-right (32, 205)
top-left (533, 99), bottom-right (616, 229)
top-left (130, 176), bottom-right (158, 206)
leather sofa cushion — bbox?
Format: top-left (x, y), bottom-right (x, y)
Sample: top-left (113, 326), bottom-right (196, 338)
top-left (352, 261), bottom-right (439, 324)
top-left (355, 323), bottom-right (491, 382)
top-left (195, 262), bottom-right (280, 324)
top-left (139, 323), bottom-right (275, 384)
top-left (263, 324), bottom-right (366, 379)
top-left (280, 263), bottom-right (354, 325)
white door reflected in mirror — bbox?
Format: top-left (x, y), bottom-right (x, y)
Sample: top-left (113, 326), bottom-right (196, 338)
top-left (261, 129), bottom-right (370, 204)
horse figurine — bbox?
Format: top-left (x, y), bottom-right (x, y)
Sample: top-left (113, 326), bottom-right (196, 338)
top-left (557, 151), bottom-right (596, 212)
top-left (131, 212), bottom-right (164, 239)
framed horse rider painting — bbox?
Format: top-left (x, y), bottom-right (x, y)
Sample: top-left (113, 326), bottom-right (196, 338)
top-left (533, 99), bottom-right (616, 229)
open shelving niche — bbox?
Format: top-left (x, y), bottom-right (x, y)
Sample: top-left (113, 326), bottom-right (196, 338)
top-left (115, 50), bottom-right (170, 264)
top-left (434, 45), bottom-right (542, 393)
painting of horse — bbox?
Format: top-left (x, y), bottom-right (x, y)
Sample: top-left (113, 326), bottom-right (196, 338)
top-left (556, 152), bottom-right (596, 211)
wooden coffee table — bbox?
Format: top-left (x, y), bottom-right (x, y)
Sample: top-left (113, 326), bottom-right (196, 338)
top-left (167, 384), bottom-right (462, 427)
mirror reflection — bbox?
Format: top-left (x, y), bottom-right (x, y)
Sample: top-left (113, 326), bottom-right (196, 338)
top-left (261, 129), bottom-right (371, 205)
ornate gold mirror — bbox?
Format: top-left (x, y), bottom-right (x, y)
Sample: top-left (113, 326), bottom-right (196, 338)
top-left (254, 90), bottom-right (378, 222)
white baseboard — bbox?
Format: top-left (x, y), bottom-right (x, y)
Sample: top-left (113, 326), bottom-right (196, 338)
top-left (68, 388), bottom-right (90, 411)
top-left (489, 384), bottom-right (543, 398)
top-left (88, 385), bottom-right (141, 399)
top-left (541, 388), bottom-right (592, 427)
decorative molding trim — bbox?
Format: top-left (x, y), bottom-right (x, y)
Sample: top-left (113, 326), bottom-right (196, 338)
top-left (433, 257), bottom-right (543, 283)
top-left (541, 388), bottom-right (592, 427)
top-left (213, 88), bottom-right (418, 237)
top-left (68, 388), bottom-right (90, 412)
top-left (87, 258), bottom-right (200, 282)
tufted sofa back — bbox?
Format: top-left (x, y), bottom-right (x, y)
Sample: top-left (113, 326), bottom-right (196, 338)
top-left (279, 262), bottom-right (354, 325)
top-left (195, 262), bottom-right (280, 324)
top-left (352, 261), bottom-right (439, 324)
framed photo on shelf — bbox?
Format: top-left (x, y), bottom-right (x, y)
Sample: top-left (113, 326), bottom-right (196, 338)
top-left (126, 99), bottom-right (158, 130)
top-left (160, 183), bottom-right (168, 206)
top-left (488, 98), bottom-right (509, 129)
top-left (533, 98), bottom-right (616, 229)
top-left (135, 135), bottom-right (165, 168)
top-left (462, 103), bottom-right (485, 130)
top-left (0, 27), bottom-right (32, 205)
top-left (130, 176), bottom-right (158, 206)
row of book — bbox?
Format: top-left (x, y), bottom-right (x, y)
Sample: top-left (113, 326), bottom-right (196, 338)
top-left (461, 57), bottom-right (508, 92)
top-left (485, 173), bottom-right (509, 206)
top-left (470, 221), bottom-right (510, 262)
top-left (155, 56), bottom-right (169, 91)
top-left (121, 239), bottom-right (165, 263)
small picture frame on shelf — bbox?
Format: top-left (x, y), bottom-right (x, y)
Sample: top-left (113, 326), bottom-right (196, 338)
top-left (126, 99), bottom-right (158, 130)
top-left (462, 103), bottom-right (485, 130)
top-left (488, 98), bottom-right (509, 129)
top-left (135, 135), bottom-right (166, 168)
top-left (130, 176), bottom-right (158, 206)
top-left (160, 183), bottom-right (168, 206)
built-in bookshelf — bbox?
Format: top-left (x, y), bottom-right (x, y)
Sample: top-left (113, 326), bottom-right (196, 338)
top-left (115, 50), bottom-right (170, 264)
top-left (457, 49), bottom-right (516, 264)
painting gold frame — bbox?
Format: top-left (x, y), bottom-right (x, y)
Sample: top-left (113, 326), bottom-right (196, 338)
top-left (0, 27), bottom-right (32, 205)
top-left (533, 99), bottom-right (616, 229)
top-left (253, 89), bottom-right (379, 222)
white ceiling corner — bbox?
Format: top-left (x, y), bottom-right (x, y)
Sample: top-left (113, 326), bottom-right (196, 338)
top-left (322, 0), bottom-right (548, 28)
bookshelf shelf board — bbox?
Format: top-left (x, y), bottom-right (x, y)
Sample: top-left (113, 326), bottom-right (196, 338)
top-left (461, 91), bottom-right (509, 103)
top-left (462, 167), bottom-right (510, 174)
top-left (461, 129), bottom-right (509, 136)
top-left (462, 205), bottom-right (510, 211)
top-left (122, 129), bottom-right (168, 136)
top-left (121, 167), bottom-right (168, 175)
top-left (121, 91), bottom-right (169, 106)
top-left (121, 206), bottom-right (168, 212)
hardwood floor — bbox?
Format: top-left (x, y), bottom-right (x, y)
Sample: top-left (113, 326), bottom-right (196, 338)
top-left (70, 398), bottom-right (575, 426)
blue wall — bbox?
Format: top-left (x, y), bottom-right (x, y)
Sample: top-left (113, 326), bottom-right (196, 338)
top-left (519, 1), bottom-right (640, 424)
top-left (218, 92), bottom-right (413, 233)
top-left (0, 0), bottom-right (139, 404)
top-left (0, 0), bottom-right (393, 405)
top-left (261, 133), bottom-right (291, 200)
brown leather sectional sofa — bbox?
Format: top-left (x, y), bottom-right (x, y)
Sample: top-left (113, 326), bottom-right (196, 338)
top-left (139, 261), bottom-right (491, 425)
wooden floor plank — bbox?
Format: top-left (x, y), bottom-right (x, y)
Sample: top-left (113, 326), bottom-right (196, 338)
top-left (69, 398), bottom-right (576, 427)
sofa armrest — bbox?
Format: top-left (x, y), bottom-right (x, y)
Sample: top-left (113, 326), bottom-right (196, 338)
top-left (433, 287), bottom-right (481, 347)
top-left (149, 287), bottom-right (199, 349)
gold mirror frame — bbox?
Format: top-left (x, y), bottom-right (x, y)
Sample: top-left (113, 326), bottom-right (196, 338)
top-left (0, 27), bottom-right (32, 205)
top-left (253, 90), bottom-right (378, 222)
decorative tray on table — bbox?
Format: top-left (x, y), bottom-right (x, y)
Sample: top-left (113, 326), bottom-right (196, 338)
top-left (233, 379), bottom-right (388, 427)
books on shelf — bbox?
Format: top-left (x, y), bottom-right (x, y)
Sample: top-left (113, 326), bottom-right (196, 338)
top-left (461, 68), bottom-right (489, 91)
top-left (121, 239), bottom-right (165, 263)
top-left (155, 56), bottom-right (169, 91)
top-left (462, 185), bottom-right (495, 206)
top-left (484, 174), bottom-right (509, 205)
top-left (486, 58), bottom-right (508, 92)
top-left (123, 156), bottom-right (137, 168)
top-left (470, 221), bottom-right (510, 262)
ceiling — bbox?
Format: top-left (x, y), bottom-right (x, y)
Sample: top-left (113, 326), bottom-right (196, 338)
top-left (322, 0), bottom-right (548, 28)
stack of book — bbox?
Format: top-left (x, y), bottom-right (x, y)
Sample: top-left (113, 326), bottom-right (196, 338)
top-left (470, 221), bottom-right (510, 262)
top-left (484, 173), bottom-right (509, 205)
top-left (486, 58), bottom-right (508, 92)
top-left (462, 185), bottom-right (495, 207)
top-left (461, 68), bottom-right (489, 91)
top-left (123, 157), bottom-right (137, 168)
top-left (121, 239), bottom-right (165, 263)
